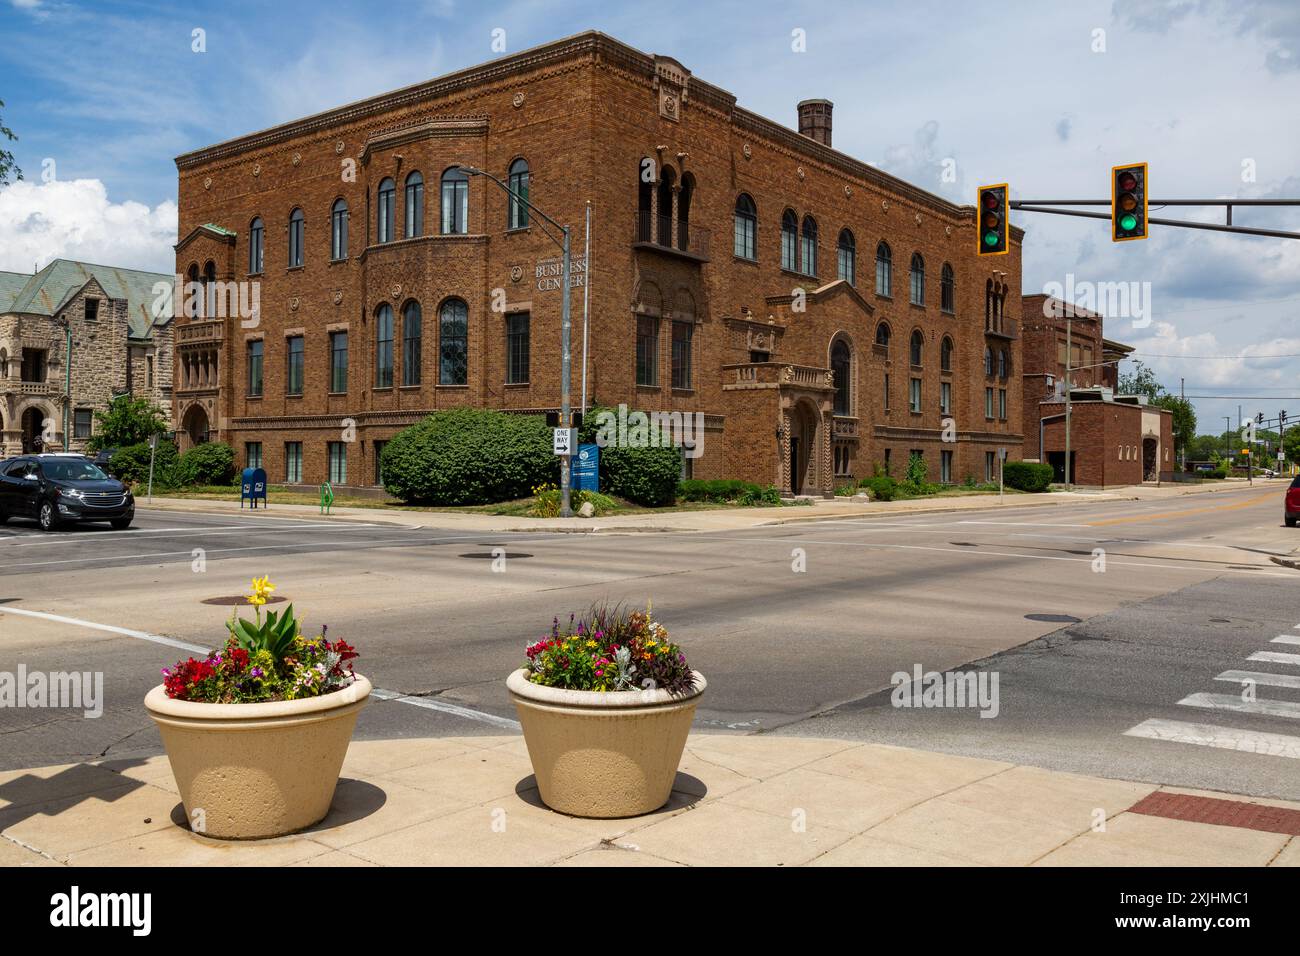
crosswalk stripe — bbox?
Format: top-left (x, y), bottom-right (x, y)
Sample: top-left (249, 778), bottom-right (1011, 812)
top-left (1249, 651), bottom-right (1300, 665)
top-left (1124, 718), bottom-right (1300, 759)
top-left (1178, 692), bottom-right (1300, 719)
top-left (1270, 635), bottom-right (1300, 646)
top-left (1216, 670), bottom-right (1300, 690)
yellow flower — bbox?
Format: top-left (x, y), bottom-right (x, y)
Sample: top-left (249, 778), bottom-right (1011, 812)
top-left (248, 575), bottom-right (275, 607)
top-left (585, 639), bottom-right (598, 648)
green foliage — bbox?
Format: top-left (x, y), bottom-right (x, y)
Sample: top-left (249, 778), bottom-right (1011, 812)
top-left (382, 408), bottom-right (557, 505)
top-left (87, 396), bottom-right (169, 452)
top-left (677, 478), bottom-right (762, 502)
top-left (530, 484), bottom-right (617, 517)
top-left (1284, 429), bottom-right (1300, 466)
top-left (739, 485), bottom-right (782, 506)
top-left (834, 483), bottom-right (856, 497)
top-left (1002, 460), bottom-right (1055, 492)
top-left (1152, 394), bottom-right (1196, 460)
top-left (861, 475), bottom-right (898, 501)
top-left (904, 453), bottom-right (928, 489)
top-left (0, 99), bottom-right (20, 187)
top-left (576, 405), bottom-right (684, 507)
top-left (1117, 360), bottom-right (1163, 402)
top-left (108, 440), bottom-right (178, 487)
top-left (173, 442), bottom-right (236, 487)
top-left (227, 604), bottom-right (300, 661)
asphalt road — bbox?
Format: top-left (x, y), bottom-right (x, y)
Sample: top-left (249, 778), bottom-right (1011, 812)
top-left (2, 482), bottom-right (1298, 799)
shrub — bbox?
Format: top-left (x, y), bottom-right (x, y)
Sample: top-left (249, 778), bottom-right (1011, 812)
top-left (861, 475), bottom-right (898, 501)
top-left (382, 408), bottom-right (557, 505)
top-left (109, 440), bottom-right (178, 487)
top-left (575, 405), bottom-right (684, 507)
top-left (904, 453), bottom-right (928, 488)
top-left (738, 485), bottom-right (782, 507)
top-left (531, 484), bottom-right (618, 517)
top-left (677, 478), bottom-right (763, 503)
top-left (1002, 460), bottom-right (1054, 492)
top-left (173, 442), bottom-right (237, 487)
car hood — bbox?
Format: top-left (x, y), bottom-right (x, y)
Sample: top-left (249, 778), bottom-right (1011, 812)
top-left (56, 479), bottom-right (128, 493)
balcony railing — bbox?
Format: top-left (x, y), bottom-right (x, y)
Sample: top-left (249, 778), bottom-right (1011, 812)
top-left (984, 319), bottom-right (1019, 340)
top-left (722, 362), bottom-right (834, 391)
top-left (633, 211), bottom-right (710, 261)
top-left (14, 380), bottom-right (54, 395)
top-left (178, 320), bottom-right (225, 345)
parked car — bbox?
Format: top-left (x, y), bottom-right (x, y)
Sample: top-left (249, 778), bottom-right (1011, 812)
top-left (1287, 475), bottom-right (1300, 528)
top-left (89, 446), bottom-right (119, 475)
top-left (0, 453), bottom-right (134, 531)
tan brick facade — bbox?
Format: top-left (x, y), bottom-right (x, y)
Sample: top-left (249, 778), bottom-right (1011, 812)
top-left (173, 32), bottom-right (1024, 494)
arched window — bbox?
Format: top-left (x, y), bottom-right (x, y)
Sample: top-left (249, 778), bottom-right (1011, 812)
top-left (678, 173), bottom-right (695, 251)
top-left (910, 329), bottom-right (924, 366)
top-left (441, 167), bottom-right (468, 235)
top-left (248, 217), bottom-right (264, 274)
top-left (288, 208), bottom-right (304, 267)
top-left (375, 304), bottom-right (394, 388)
top-left (875, 242), bottom-right (892, 296)
top-left (438, 297), bottom-right (468, 385)
top-left (734, 194), bottom-right (757, 260)
top-left (185, 263), bottom-right (200, 318)
top-left (999, 349), bottom-right (1009, 379)
top-left (656, 167), bottom-right (676, 246)
top-left (984, 346), bottom-right (994, 376)
top-left (781, 210), bottom-right (798, 271)
top-left (909, 253), bottom-right (925, 306)
top-left (831, 339), bottom-right (851, 416)
top-left (875, 322), bottom-right (891, 349)
top-left (507, 159), bottom-right (529, 230)
top-left (202, 261), bottom-right (215, 318)
top-left (837, 229), bottom-right (856, 285)
top-left (330, 199), bottom-right (348, 260)
top-left (801, 215), bottom-right (818, 276)
top-left (376, 179), bottom-right (395, 243)
top-left (402, 300), bottom-right (422, 387)
top-left (404, 172), bottom-right (424, 238)
top-left (941, 336), bottom-right (954, 372)
top-left (941, 263), bottom-right (955, 313)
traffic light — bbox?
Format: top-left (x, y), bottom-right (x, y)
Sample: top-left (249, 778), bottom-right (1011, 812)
top-left (1257, 412), bottom-right (1264, 424)
top-left (977, 184), bottom-right (1009, 256)
top-left (1112, 163), bottom-right (1148, 241)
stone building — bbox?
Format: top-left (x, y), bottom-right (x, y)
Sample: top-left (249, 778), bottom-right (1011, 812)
top-left (172, 31), bottom-right (1025, 495)
top-left (0, 259), bottom-right (175, 456)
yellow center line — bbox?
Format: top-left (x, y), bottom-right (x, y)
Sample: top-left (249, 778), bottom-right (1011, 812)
top-left (1088, 492), bottom-right (1276, 526)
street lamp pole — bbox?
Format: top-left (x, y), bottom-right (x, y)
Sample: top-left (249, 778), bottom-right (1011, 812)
top-left (457, 165), bottom-right (573, 517)
top-left (1064, 315), bottom-right (1072, 491)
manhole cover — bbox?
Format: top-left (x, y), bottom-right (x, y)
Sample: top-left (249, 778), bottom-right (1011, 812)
top-left (201, 595), bottom-right (287, 606)
top-left (459, 552), bottom-right (533, 560)
top-left (948, 541), bottom-right (978, 547)
top-left (1025, 613), bottom-right (1082, 624)
top-left (1209, 618), bottom-right (1231, 624)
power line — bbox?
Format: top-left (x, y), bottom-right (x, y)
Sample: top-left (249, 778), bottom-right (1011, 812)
top-left (1133, 352), bottom-right (1300, 359)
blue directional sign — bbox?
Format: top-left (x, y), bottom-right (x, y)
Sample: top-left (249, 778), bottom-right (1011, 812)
top-left (573, 444), bottom-right (599, 492)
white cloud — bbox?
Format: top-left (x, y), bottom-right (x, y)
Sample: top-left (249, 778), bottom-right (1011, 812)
top-left (0, 178), bottom-right (176, 275)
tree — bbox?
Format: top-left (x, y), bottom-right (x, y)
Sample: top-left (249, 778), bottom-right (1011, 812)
top-left (1284, 428), bottom-right (1300, 467)
top-left (1153, 394), bottom-right (1196, 462)
top-left (87, 396), bottom-right (169, 451)
top-left (0, 100), bottom-right (21, 187)
top-left (1117, 360), bottom-right (1162, 402)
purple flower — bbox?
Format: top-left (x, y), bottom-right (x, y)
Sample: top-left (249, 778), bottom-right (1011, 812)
top-left (251, 667), bottom-right (263, 678)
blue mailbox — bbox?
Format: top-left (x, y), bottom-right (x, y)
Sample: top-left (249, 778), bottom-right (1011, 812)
top-left (573, 443), bottom-right (600, 493)
top-left (241, 467), bottom-right (268, 509)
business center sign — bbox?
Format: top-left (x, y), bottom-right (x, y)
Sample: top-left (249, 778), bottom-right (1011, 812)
top-left (535, 255), bottom-right (587, 292)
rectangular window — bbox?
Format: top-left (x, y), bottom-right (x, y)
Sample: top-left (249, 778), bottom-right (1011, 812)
top-left (374, 440), bottom-right (387, 486)
top-left (909, 377), bottom-right (922, 413)
top-left (375, 312), bottom-right (393, 388)
top-left (285, 442), bottom-right (302, 483)
top-left (245, 442), bottom-right (262, 470)
top-left (883, 372), bottom-right (890, 410)
top-left (286, 335), bottom-right (304, 395)
top-left (330, 331), bottom-right (348, 393)
top-left (671, 321), bottom-right (693, 389)
top-left (507, 312), bottom-right (530, 384)
top-left (1057, 339), bottom-right (1068, 367)
top-left (884, 447), bottom-right (892, 475)
top-left (636, 316), bottom-right (658, 386)
top-left (985, 451), bottom-right (995, 482)
top-left (749, 350), bottom-right (769, 363)
top-left (147, 354), bottom-right (154, 389)
top-left (327, 442), bottom-right (347, 485)
top-left (73, 408), bottom-right (93, 439)
top-left (941, 450), bottom-right (953, 484)
top-left (247, 340), bottom-right (263, 396)
top-left (441, 178), bottom-right (468, 234)
top-left (781, 227), bottom-right (797, 272)
top-left (85, 298), bottom-right (99, 322)
top-left (403, 309), bottom-right (422, 386)
top-left (985, 387), bottom-right (994, 418)
top-left (940, 381), bottom-right (951, 415)
top-left (999, 388), bottom-right (1007, 420)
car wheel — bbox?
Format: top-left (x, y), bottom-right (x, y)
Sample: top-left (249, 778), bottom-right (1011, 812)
top-left (1287, 516), bottom-right (1297, 528)
top-left (38, 501), bottom-right (59, 532)
top-left (0, 510), bottom-right (8, 525)
top-left (110, 517), bottom-right (133, 530)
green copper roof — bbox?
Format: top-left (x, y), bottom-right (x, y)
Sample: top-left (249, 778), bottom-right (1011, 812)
top-left (0, 259), bottom-right (174, 340)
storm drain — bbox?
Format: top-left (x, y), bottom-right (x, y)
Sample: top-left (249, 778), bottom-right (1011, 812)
top-left (459, 552), bottom-right (533, 560)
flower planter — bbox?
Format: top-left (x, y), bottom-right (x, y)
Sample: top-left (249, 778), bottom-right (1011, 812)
top-left (506, 668), bottom-right (706, 818)
top-left (143, 675), bottom-right (371, 840)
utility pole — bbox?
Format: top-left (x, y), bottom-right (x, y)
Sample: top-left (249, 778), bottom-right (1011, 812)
top-left (1224, 416), bottom-right (1232, 462)
top-left (1179, 377), bottom-right (1185, 471)
top-left (581, 200), bottom-right (591, 415)
top-left (1064, 315), bottom-right (1072, 491)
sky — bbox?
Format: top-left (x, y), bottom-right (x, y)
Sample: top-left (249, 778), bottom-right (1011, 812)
top-left (2, 0), bottom-right (1299, 437)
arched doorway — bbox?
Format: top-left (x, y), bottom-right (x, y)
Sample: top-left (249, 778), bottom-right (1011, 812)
top-left (788, 401), bottom-right (820, 495)
top-left (21, 407), bottom-right (45, 453)
top-left (1142, 436), bottom-right (1158, 482)
top-left (181, 404), bottom-right (210, 449)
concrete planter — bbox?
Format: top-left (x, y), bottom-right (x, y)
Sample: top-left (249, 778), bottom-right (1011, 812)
top-left (506, 668), bottom-right (706, 818)
top-left (143, 675), bottom-right (371, 840)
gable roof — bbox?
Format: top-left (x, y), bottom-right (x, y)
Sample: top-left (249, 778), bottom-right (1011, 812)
top-left (0, 259), bottom-right (174, 340)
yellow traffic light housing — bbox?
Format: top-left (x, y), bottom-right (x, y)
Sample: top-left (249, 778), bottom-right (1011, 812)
top-left (977, 184), bottom-right (1009, 256)
top-left (1112, 163), bottom-right (1149, 241)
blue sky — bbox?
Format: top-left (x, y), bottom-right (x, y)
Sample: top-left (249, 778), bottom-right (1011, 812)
top-left (3, 0), bottom-right (1300, 435)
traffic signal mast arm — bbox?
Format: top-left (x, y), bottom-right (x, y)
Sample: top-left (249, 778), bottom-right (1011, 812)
top-left (1009, 198), bottom-right (1300, 241)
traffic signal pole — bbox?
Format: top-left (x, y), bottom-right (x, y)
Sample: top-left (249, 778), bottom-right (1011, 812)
top-left (1009, 198), bottom-right (1300, 241)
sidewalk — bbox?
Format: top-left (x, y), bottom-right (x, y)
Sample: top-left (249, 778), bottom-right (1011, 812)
top-left (137, 478), bottom-right (1282, 535)
top-left (3, 734), bottom-right (1296, 866)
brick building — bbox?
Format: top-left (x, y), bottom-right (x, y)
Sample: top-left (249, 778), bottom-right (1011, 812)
top-left (0, 259), bottom-right (174, 456)
top-left (172, 31), bottom-right (1024, 495)
top-left (1021, 293), bottom-right (1172, 485)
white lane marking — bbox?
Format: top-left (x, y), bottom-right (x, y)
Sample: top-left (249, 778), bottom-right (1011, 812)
top-left (1216, 670), bottom-right (1300, 690)
top-left (1270, 635), bottom-right (1300, 646)
top-left (1, 523), bottom-right (377, 547)
top-left (957, 520), bottom-right (1091, 528)
top-left (1124, 718), bottom-right (1300, 759)
top-left (1178, 692), bottom-right (1300, 719)
top-left (0, 536), bottom-right (431, 570)
top-left (1249, 651), bottom-right (1300, 666)
top-left (0, 606), bottom-right (515, 729)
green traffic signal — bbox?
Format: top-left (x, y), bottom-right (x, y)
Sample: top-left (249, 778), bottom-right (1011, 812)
top-left (976, 184), bottom-right (1009, 256)
top-left (1112, 163), bottom-right (1148, 241)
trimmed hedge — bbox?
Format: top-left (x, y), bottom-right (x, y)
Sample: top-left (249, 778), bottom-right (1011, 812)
top-left (578, 405), bottom-right (683, 507)
top-left (1002, 461), bottom-right (1054, 492)
top-left (108, 440), bottom-right (178, 487)
top-left (678, 478), bottom-right (763, 502)
top-left (861, 475), bottom-right (898, 501)
top-left (173, 442), bottom-right (237, 487)
top-left (382, 408), bottom-right (557, 505)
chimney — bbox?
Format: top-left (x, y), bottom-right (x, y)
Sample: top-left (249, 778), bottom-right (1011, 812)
top-left (797, 99), bottom-right (833, 147)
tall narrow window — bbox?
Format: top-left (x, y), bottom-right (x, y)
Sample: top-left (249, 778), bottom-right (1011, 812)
top-left (656, 167), bottom-right (676, 246)
top-left (940, 263), bottom-right (955, 313)
top-left (985, 387), bottom-right (994, 418)
top-left (636, 315), bottom-right (658, 386)
top-left (441, 167), bottom-right (469, 235)
top-left (330, 331), bottom-right (348, 393)
top-left (507, 159), bottom-right (529, 229)
top-left (998, 349), bottom-right (1008, 379)
top-left (837, 229), bottom-right (855, 285)
top-left (247, 340), bottom-right (263, 396)
top-left (375, 304), bottom-right (394, 388)
top-left (285, 442), bottom-right (302, 483)
top-left (377, 179), bottom-right (395, 243)
top-left (328, 442), bottom-right (347, 485)
top-left (941, 450), bottom-right (953, 483)
top-left (288, 208), bottom-right (304, 267)
top-left (249, 217), bottom-right (264, 273)
top-left (984, 346), bottom-right (994, 376)
top-left (781, 210), bottom-right (798, 271)
top-left (330, 199), bottom-right (348, 260)
top-left (875, 242), bottom-right (892, 296)
top-left (909, 253), bottom-right (925, 306)
top-left (801, 216), bottom-right (818, 276)
top-left (999, 388), bottom-right (1007, 419)
top-left (404, 172), bottom-right (424, 238)
top-left (671, 320), bottom-right (694, 389)
top-left (734, 194), bottom-right (757, 260)
top-left (875, 322), bottom-right (891, 350)
top-left (439, 298), bottom-right (468, 385)
top-left (507, 312), bottom-right (530, 384)
top-left (910, 378), bottom-right (922, 413)
top-left (910, 330), bottom-right (924, 366)
top-left (286, 335), bottom-right (304, 395)
top-left (677, 174), bottom-right (694, 251)
top-left (941, 336), bottom-right (953, 372)
top-left (941, 381), bottom-right (952, 414)
top-left (831, 339), bottom-right (851, 416)
top-left (402, 301), bottom-right (422, 386)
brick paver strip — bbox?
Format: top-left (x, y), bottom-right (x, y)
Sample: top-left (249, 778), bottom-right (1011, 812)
top-left (1128, 791), bottom-right (1300, 835)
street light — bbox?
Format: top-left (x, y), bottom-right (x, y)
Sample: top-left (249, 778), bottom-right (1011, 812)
top-left (457, 165), bottom-right (574, 518)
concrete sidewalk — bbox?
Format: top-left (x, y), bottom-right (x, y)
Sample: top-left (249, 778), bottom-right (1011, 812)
top-left (3, 734), bottom-right (1296, 867)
